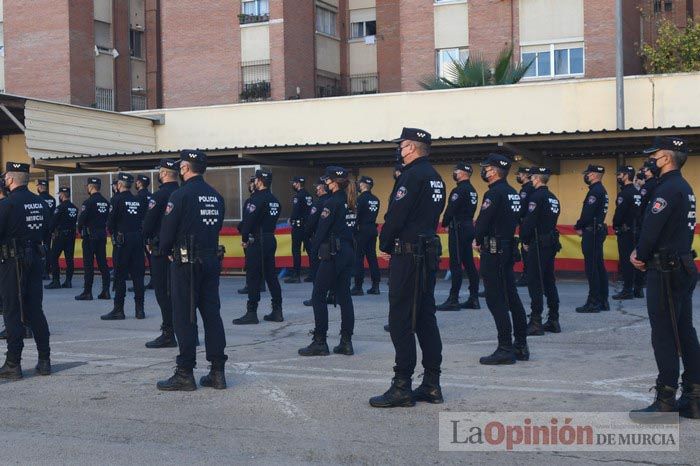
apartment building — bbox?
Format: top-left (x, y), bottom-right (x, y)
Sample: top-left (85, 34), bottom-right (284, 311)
top-left (1, 0), bottom-right (698, 110)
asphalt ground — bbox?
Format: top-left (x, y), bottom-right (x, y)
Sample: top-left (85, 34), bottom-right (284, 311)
top-left (1, 274), bottom-right (698, 465)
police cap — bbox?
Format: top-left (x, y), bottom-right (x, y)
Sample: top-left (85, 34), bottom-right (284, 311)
top-left (157, 158), bottom-right (180, 171)
top-left (137, 175), bottom-right (150, 186)
top-left (359, 175), bottom-right (374, 186)
top-left (582, 164), bottom-right (605, 174)
top-left (180, 149), bottom-right (207, 166)
top-left (87, 177), bottom-right (102, 187)
top-left (291, 176), bottom-right (305, 183)
top-left (531, 167), bottom-right (551, 175)
top-left (36, 178), bottom-right (49, 186)
top-left (5, 162), bottom-right (30, 173)
top-left (480, 153), bottom-right (512, 170)
top-left (454, 162), bottom-right (472, 173)
top-left (643, 136), bottom-right (688, 155)
top-left (255, 169), bottom-right (273, 183)
top-left (59, 187), bottom-right (70, 195)
top-left (324, 166), bottom-right (349, 180)
top-left (118, 172), bottom-right (134, 183)
top-left (392, 127), bottom-right (431, 146)
top-left (616, 165), bottom-right (635, 176)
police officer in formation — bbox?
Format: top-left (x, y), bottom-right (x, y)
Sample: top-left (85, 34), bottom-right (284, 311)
top-left (144, 159), bottom-right (181, 348)
top-left (351, 175), bottom-right (381, 296)
top-left (516, 167), bottom-right (534, 287)
top-left (44, 187), bottom-right (78, 290)
top-left (286, 176), bottom-right (313, 284)
top-left (371, 128), bottom-right (445, 408)
top-left (157, 150), bottom-right (228, 391)
top-left (382, 163), bottom-right (405, 333)
top-left (0, 162), bottom-right (52, 380)
top-left (629, 136), bottom-right (700, 420)
top-left (36, 179), bottom-right (55, 279)
top-left (102, 173), bottom-right (146, 320)
top-left (75, 177), bottom-right (111, 301)
top-left (302, 177), bottom-right (331, 307)
top-left (237, 175), bottom-right (265, 295)
top-left (520, 167), bottom-right (562, 335)
top-left (475, 154), bottom-right (529, 365)
top-left (299, 166), bottom-right (357, 357)
top-left (613, 165), bottom-right (643, 300)
top-left (136, 174), bottom-right (154, 289)
top-left (639, 160), bottom-right (659, 216)
top-left (575, 164), bottom-right (610, 313)
top-left (437, 162), bottom-right (480, 311)
top-left (233, 169), bottom-right (283, 325)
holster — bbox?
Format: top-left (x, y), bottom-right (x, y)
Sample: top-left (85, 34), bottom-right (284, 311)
top-left (113, 232), bottom-right (125, 247)
top-left (149, 236), bottom-right (163, 257)
top-left (80, 227), bottom-right (90, 239)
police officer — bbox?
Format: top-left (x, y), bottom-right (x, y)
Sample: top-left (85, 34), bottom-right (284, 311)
top-left (136, 174), bottom-right (153, 289)
top-left (629, 136), bottom-right (700, 420)
top-left (515, 167), bottom-right (534, 287)
top-left (613, 166), bottom-right (643, 300)
top-left (298, 166), bottom-right (356, 357)
top-left (521, 167), bottom-right (561, 335)
top-left (101, 173), bottom-right (146, 320)
top-left (0, 162), bottom-right (52, 379)
top-left (75, 177), bottom-right (111, 301)
top-left (233, 169), bottom-right (284, 324)
top-left (437, 162), bottom-right (480, 311)
top-left (286, 176), bottom-right (313, 283)
top-left (575, 165), bottom-right (610, 313)
top-left (474, 154), bottom-right (529, 365)
top-left (370, 128), bottom-right (445, 408)
top-left (383, 163), bottom-right (405, 333)
top-left (302, 177), bottom-right (332, 306)
top-left (157, 150), bottom-right (228, 391)
top-left (44, 187), bottom-right (78, 289)
top-left (144, 160), bottom-right (180, 348)
top-left (36, 179), bottom-right (55, 279)
top-left (237, 175), bottom-right (266, 295)
top-left (351, 175), bottom-right (381, 296)
top-left (639, 160), bottom-right (659, 217)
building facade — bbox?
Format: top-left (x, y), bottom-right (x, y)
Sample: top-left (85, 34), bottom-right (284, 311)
top-left (1, 0), bottom-right (698, 110)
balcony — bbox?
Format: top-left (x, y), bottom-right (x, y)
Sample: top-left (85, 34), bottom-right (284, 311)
top-left (240, 60), bottom-right (271, 102)
top-left (349, 73), bottom-right (379, 95)
top-left (131, 93), bottom-right (147, 111)
top-left (95, 87), bottom-right (114, 111)
top-left (238, 13), bottom-right (269, 25)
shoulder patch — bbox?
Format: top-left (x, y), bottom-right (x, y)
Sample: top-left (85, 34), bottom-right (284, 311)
top-left (165, 202), bottom-right (174, 215)
top-left (481, 198), bottom-right (491, 210)
top-left (321, 207), bottom-right (331, 218)
top-left (148, 199), bottom-right (157, 210)
top-left (81, 204), bottom-right (86, 212)
top-left (587, 195), bottom-right (597, 205)
top-left (528, 201), bottom-right (536, 212)
top-left (394, 186), bottom-right (407, 201)
top-left (310, 206), bottom-right (317, 215)
top-left (520, 191), bottom-right (527, 199)
top-left (640, 188), bottom-right (647, 196)
top-left (617, 196), bottom-right (623, 206)
top-left (651, 198), bottom-right (667, 214)
top-left (451, 193), bottom-right (459, 202)
top-left (247, 203), bottom-right (256, 213)
top-left (293, 197), bottom-right (298, 204)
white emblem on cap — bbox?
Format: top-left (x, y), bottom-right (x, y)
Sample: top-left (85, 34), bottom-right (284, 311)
top-left (12, 163), bottom-right (20, 168)
top-left (673, 140), bottom-right (683, 146)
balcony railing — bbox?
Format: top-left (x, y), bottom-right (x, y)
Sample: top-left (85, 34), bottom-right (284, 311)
top-left (95, 87), bottom-right (114, 111)
top-left (349, 73), bottom-right (379, 95)
top-left (240, 60), bottom-right (271, 102)
top-left (131, 93), bottom-right (147, 111)
top-left (238, 13), bottom-right (270, 24)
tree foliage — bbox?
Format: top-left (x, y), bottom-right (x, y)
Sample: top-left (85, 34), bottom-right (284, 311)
top-left (640, 19), bottom-right (700, 73)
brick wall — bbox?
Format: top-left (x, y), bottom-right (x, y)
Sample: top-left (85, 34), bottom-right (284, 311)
top-left (399, 0), bottom-right (434, 91)
top-left (67, 0), bottom-right (96, 108)
top-left (113, 0), bottom-right (131, 111)
top-left (160, 0), bottom-right (239, 107)
top-left (468, 0), bottom-right (519, 65)
top-left (145, 0), bottom-right (162, 109)
top-left (584, 0), bottom-right (616, 78)
top-left (376, 0), bottom-right (401, 93)
top-left (269, 1), bottom-right (286, 101)
top-left (282, 0), bottom-right (316, 99)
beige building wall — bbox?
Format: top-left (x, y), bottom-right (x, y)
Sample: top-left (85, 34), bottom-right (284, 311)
top-left (519, 0), bottom-right (584, 44)
top-left (348, 41), bottom-right (377, 75)
top-left (241, 24), bottom-right (271, 62)
top-left (316, 35), bottom-right (341, 75)
top-left (434, 2), bottom-right (469, 49)
top-left (348, 0), bottom-right (374, 9)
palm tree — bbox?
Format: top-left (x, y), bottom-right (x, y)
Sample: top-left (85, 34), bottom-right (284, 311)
top-left (419, 46), bottom-right (532, 90)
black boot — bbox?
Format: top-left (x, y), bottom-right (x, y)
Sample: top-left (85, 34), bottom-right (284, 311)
top-left (630, 384), bottom-right (678, 422)
top-left (298, 334), bottom-right (330, 356)
top-left (369, 377), bottom-right (415, 408)
top-left (366, 282), bottom-right (380, 295)
top-left (35, 358), bottom-right (51, 376)
top-left (98, 286), bottom-right (111, 300)
top-left (23, 326), bottom-right (33, 339)
top-left (101, 304), bottom-right (126, 320)
top-left (200, 362), bottom-right (227, 389)
top-left (678, 382), bottom-right (700, 420)
top-left (478, 290), bottom-right (486, 298)
top-left (237, 286), bottom-right (248, 295)
top-left (460, 295), bottom-right (480, 309)
top-left (350, 285), bottom-right (364, 296)
top-left (284, 272), bottom-right (301, 284)
top-left (612, 289), bottom-right (634, 300)
top-left (383, 324), bottom-right (390, 332)
top-left (526, 314), bottom-right (545, 336)
top-left (157, 367), bottom-right (197, 391)
top-left (145, 280), bottom-right (154, 290)
top-left (44, 279), bottom-right (61, 290)
top-left (634, 288), bottom-right (645, 299)
top-left (575, 297), bottom-right (601, 313)
top-left (75, 290), bottom-right (93, 301)
top-left (303, 275), bottom-right (314, 283)
top-left (515, 275), bottom-right (528, 287)
top-left (264, 301), bottom-right (284, 322)
top-left (0, 358), bottom-right (22, 380)
top-left (0, 328), bottom-right (5, 339)
top-left (233, 301), bottom-right (259, 325)
top-left (600, 299), bottom-right (610, 311)
top-left (436, 294), bottom-right (460, 311)
top-left (514, 341), bottom-right (530, 361)
top-left (135, 301), bottom-right (145, 320)
top-left (333, 333), bottom-right (354, 355)
top-left (479, 345), bottom-right (516, 365)
top-left (413, 371), bottom-right (443, 404)
top-left (61, 279), bottom-right (72, 289)
top-left (303, 299), bottom-right (313, 307)
top-left (543, 319), bottom-right (561, 333)
top-left (145, 327), bottom-right (177, 348)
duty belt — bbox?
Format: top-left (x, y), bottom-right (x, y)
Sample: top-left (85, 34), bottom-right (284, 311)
top-left (393, 240), bottom-right (418, 255)
top-left (615, 225), bottom-right (632, 233)
top-left (291, 219), bottom-right (304, 228)
top-left (173, 245), bottom-right (224, 264)
top-left (584, 224), bottom-right (606, 232)
top-left (481, 236), bottom-right (512, 254)
top-left (648, 251), bottom-right (696, 271)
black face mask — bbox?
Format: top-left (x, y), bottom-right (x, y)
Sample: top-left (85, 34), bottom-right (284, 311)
top-left (452, 173), bottom-right (459, 182)
top-left (616, 177), bottom-right (625, 187)
top-left (395, 146), bottom-right (404, 164)
top-left (636, 173), bottom-right (644, 181)
top-left (516, 176), bottom-right (524, 185)
top-left (648, 157), bottom-right (662, 177)
top-left (480, 167), bottom-right (490, 183)
top-left (583, 174), bottom-right (592, 186)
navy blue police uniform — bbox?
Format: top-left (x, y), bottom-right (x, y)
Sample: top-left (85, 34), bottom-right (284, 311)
top-left (102, 173), bottom-right (146, 320)
top-left (516, 168), bottom-right (535, 286)
top-left (137, 175), bottom-right (154, 287)
top-left (37, 180), bottom-right (55, 278)
top-left (143, 160), bottom-right (180, 348)
top-left (353, 176), bottom-right (381, 294)
top-left (157, 150), bottom-right (228, 391)
top-left (370, 128), bottom-right (445, 408)
top-left (0, 162), bottom-right (52, 379)
top-left (304, 180), bottom-right (331, 286)
top-left (629, 137), bottom-right (700, 419)
top-left (46, 187), bottom-right (78, 288)
top-left (75, 178), bottom-right (111, 300)
top-left (298, 166), bottom-right (356, 357)
top-left (237, 176), bottom-right (265, 294)
top-left (438, 162), bottom-right (480, 311)
top-left (574, 164), bottom-right (610, 313)
top-left (233, 169), bottom-right (284, 324)
top-left (613, 166), bottom-right (643, 300)
top-left (520, 167), bottom-right (561, 335)
top-left (475, 154), bottom-right (529, 365)
top-left (287, 177), bottom-right (313, 282)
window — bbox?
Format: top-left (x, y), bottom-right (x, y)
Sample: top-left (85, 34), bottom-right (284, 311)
top-left (350, 20), bottom-right (376, 39)
top-left (130, 29), bottom-right (143, 58)
top-left (349, 73), bottom-right (378, 95)
top-left (436, 48), bottom-right (468, 79)
top-left (94, 20), bottom-right (112, 50)
top-left (242, 0), bottom-right (269, 16)
top-left (664, 0), bottom-right (673, 12)
top-left (240, 60), bottom-right (271, 102)
top-left (316, 7), bottom-right (337, 36)
top-left (522, 44), bottom-right (584, 79)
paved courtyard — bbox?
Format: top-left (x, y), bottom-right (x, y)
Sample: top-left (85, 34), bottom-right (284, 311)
top-left (1, 274), bottom-right (698, 464)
